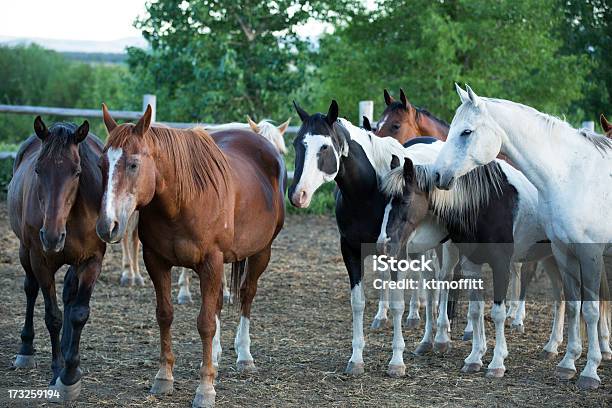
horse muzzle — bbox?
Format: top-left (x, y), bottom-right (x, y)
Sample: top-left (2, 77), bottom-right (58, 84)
top-left (434, 170), bottom-right (456, 190)
top-left (96, 217), bottom-right (123, 244)
top-left (289, 188), bottom-right (310, 208)
top-left (39, 228), bottom-right (66, 253)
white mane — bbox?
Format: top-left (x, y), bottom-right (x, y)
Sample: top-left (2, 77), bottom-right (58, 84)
top-left (483, 98), bottom-right (612, 155)
top-left (205, 120), bottom-right (287, 154)
top-left (382, 159), bottom-right (505, 235)
top-left (337, 118), bottom-right (440, 178)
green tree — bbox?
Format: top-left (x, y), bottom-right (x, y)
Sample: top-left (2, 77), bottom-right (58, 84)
top-left (314, 0), bottom-right (589, 123)
top-left (560, 0), bottom-right (611, 122)
top-left (128, 0), bottom-right (361, 123)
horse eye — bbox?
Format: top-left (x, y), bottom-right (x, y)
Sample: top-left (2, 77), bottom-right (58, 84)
top-left (34, 168), bottom-right (40, 175)
top-left (74, 169), bottom-right (81, 177)
top-left (392, 124), bottom-right (401, 130)
top-left (129, 163), bottom-right (138, 171)
top-left (461, 129), bottom-right (473, 136)
top-left (320, 145), bottom-right (330, 152)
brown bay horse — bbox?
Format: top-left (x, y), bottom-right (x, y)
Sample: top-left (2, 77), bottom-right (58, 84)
top-left (95, 105), bottom-right (286, 407)
top-left (8, 118), bottom-right (106, 401)
top-left (376, 88), bottom-right (449, 142)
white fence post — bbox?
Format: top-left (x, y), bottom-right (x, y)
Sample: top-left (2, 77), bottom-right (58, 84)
top-left (143, 94), bottom-right (157, 123)
top-left (359, 100), bottom-right (374, 127)
top-left (581, 121), bottom-right (594, 131)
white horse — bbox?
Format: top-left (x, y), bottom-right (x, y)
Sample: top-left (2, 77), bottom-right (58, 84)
top-left (432, 84), bottom-right (612, 389)
top-left (176, 116), bottom-right (291, 304)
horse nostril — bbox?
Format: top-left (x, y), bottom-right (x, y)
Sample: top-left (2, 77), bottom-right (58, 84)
top-left (39, 229), bottom-right (45, 244)
top-left (435, 172), bottom-right (441, 184)
top-left (59, 231), bottom-right (66, 242)
top-left (110, 221), bottom-right (119, 237)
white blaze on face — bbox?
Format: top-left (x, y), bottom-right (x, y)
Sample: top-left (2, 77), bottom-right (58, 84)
top-left (377, 114), bottom-right (389, 131)
top-left (105, 147), bottom-right (123, 220)
top-left (293, 134), bottom-right (337, 207)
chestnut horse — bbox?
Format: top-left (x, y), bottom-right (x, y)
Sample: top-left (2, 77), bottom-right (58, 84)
top-left (8, 118), bottom-right (105, 401)
top-left (96, 105), bottom-right (286, 407)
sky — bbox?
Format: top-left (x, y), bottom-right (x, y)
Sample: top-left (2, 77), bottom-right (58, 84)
top-left (0, 0), bottom-right (146, 41)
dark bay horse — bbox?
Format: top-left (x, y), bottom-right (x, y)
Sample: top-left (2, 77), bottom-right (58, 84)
top-left (96, 105), bottom-right (286, 407)
top-left (8, 118), bottom-right (105, 401)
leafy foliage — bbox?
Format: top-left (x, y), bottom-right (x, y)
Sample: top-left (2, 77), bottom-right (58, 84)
top-left (313, 0), bottom-right (589, 123)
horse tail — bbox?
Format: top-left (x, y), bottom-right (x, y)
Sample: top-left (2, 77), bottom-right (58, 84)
top-left (230, 259), bottom-right (247, 304)
top-left (447, 262), bottom-right (462, 329)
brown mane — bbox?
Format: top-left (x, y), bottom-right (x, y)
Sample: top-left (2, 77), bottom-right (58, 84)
top-left (105, 124), bottom-right (231, 202)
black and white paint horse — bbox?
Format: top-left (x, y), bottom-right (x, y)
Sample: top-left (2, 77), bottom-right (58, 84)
top-left (289, 100), bottom-right (451, 376)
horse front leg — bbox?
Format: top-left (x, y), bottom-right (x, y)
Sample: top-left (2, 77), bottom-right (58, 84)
top-left (434, 243), bottom-right (459, 354)
top-left (486, 257), bottom-right (511, 378)
top-left (387, 266), bottom-right (406, 377)
top-left (461, 258), bottom-right (486, 373)
top-left (143, 248), bottom-right (175, 396)
top-left (414, 260), bottom-right (435, 356)
top-left (341, 239), bottom-right (365, 376)
top-left (13, 244), bottom-right (39, 369)
top-left (192, 251), bottom-right (223, 408)
top-left (540, 256), bottom-right (565, 360)
top-left (55, 256), bottom-right (103, 401)
top-left (120, 234), bottom-right (134, 286)
top-left (130, 218), bottom-right (144, 287)
top-left (371, 265), bottom-right (390, 330)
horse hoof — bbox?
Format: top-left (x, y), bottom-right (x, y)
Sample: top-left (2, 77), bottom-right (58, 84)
top-left (236, 360), bottom-right (257, 373)
top-left (52, 377), bottom-right (81, 402)
top-left (511, 324), bottom-right (524, 334)
top-left (345, 361), bottom-right (365, 376)
top-left (135, 275), bottom-right (146, 286)
top-left (486, 368), bottom-right (505, 378)
top-left (192, 388), bottom-right (215, 408)
top-left (461, 363), bottom-right (482, 373)
top-left (150, 378), bottom-right (174, 395)
top-left (119, 275), bottom-right (134, 287)
top-left (370, 317), bottom-right (389, 330)
top-left (577, 375), bottom-right (600, 390)
top-left (601, 351), bottom-right (612, 361)
top-left (555, 366), bottom-right (576, 381)
top-left (13, 354), bottom-right (36, 369)
top-left (433, 342), bottom-right (452, 354)
top-left (413, 342), bottom-right (432, 356)
top-left (538, 350), bottom-right (557, 361)
top-left (387, 364), bottom-right (406, 378)
top-left (462, 331), bottom-right (473, 341)
top-left (405, 318), bottom-right (420, 329)
top-left (177, 294), bottom-right (193, 305)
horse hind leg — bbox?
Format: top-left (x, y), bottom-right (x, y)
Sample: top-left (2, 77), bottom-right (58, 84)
top-left (599, 255), bottom-right (611, 360)
top-left (234, 246), bottom-right (272, 373)
top-left (177, 268), bottom-right (193, 304)
top-left (13, 245), bottom-right (39, 369)
top-left (540, 256), bottom-right (564, 360)
top-left (222, 267), bottom-right (233, 305)
top-left (119, 235), bottom-right (134, 287)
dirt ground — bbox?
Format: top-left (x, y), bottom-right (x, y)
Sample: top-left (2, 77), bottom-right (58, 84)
top-left (0, 202), bottom-right (610, 407)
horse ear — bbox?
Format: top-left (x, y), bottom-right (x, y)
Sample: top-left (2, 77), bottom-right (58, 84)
top-left (399, 88), bottom-right (409, 109)
top-left (384, 89), bottom-right (394, 106)
top-left (134, 104), bottom-right (153, 136)
top-left (102, 103), bottom-right (118, 132)
top-left (34, 116), bottom-right (48, 141)
top-left (403, 157), bottom-right (415, 182)
top-left (326, 100), bottom-right (339, 126)
top-left (600, 114), bottom-right (612, 133)
top-left (293, 101), bottom-right (310, 122)
top-left (390, 154), bottom-right (400, 169)
top-left (455, 83), bottom-right (469, 104)
top-left (75, 120), bottom-right (89, 144)
top-left (278, 118), bottom-right (291, 135)
top-left (362, 116), bottom-right (372, 131)
top-left (465, 84), bottom-right (482, 107)
top-left (247, 115), bottom-right (260, 133)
